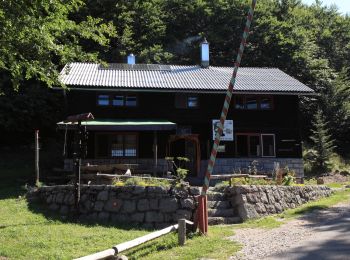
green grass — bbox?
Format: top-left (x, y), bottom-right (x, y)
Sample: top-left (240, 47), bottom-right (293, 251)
top-left (126, 226), bottom-right (240, 260)
top-left (0, 150), bottom-right (241, 259)
top-left (1, 149), bottom-right (349, 259)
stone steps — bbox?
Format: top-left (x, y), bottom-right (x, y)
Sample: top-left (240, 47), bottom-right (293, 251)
top-left (208, 216), bottom-right (242, 225)
top-left (208, 208), bottom-right (235, 217)
top-left (207, 192), bottom-right (226, 201)
top-left (207, 200), bottom-right (231, 209)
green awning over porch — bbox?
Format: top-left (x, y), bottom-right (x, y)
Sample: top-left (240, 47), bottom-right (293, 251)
top-left (57, 119), bottom-right (177, 131)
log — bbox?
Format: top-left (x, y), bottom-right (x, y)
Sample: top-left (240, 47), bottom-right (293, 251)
top-left (113, 224), bottom-right (179, 254)
top-left (74, 224), bottom-right (179, 260)
top-left (74, 249), bottom-right (115, 260)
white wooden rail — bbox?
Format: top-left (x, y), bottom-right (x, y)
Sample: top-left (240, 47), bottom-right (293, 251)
top-left (74, 219), bottom-right (194, 260)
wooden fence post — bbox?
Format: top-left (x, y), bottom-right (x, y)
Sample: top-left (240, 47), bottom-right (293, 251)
top-left (35, 130), bottom-right (40, 186)
top-left (178, 219), bottom-right (186, 246)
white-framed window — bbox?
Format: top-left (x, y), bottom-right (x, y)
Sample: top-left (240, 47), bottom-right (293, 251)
top-left (235, 133), bottom-right (276, 158)
top-left (97, 95), bottom-right (110, 106)
top-left (187, 96), bottom-right (199, 108)
top-left (98, 94), bottom-right (137, 107)
top-left (96, 133), bottom-right (138, 158)
top-left (113, 95), bottom-right (124, 106)
top-left (175, 94), bottom-right (199, 108)
top-left (261, 134), bottom-right (276, 157)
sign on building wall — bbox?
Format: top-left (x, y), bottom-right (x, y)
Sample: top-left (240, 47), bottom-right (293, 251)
top-left (212, 120), bottom-right (234, 141)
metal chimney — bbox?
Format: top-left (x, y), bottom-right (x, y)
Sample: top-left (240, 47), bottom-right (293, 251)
top-left (200, 38), bottom-right (209, 68)
top-left (127, 53), bottom-right (135, 65)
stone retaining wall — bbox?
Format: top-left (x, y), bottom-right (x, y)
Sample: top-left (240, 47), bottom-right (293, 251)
top-left (225, 185), bottom-right (332, 220)
top-left (36, 185), bottom-right (199, 229)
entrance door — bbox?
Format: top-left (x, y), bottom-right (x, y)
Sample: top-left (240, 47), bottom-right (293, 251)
top-left (167, 135), bottom-right (200, 177)
top-left (185, 140), bottom-right (196, 176)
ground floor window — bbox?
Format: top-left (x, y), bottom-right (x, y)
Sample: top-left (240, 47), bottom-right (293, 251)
top-left (235, 133), bottom-right (275, 157)
top-left (96, 133), bottom-right (138, 158)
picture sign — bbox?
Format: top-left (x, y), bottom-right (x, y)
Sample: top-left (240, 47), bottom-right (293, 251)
top-left (212, 120), bottom-right (234, 141)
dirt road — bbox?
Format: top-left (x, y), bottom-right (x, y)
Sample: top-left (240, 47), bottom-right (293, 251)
top-left (230, 200), bottom-right (350, 260)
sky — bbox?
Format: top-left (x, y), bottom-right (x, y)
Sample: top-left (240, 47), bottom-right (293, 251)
top-left (302, 0), bottom-right (350, 15)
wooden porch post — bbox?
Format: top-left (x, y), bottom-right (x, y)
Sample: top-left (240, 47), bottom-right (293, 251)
top-left (153, 131), bottom-right (158, 175)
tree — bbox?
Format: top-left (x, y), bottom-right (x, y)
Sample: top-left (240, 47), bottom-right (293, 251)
top-left (308, 109), bottom-right (336, 171)
top-left (0, 0), bottom-right (115, 91)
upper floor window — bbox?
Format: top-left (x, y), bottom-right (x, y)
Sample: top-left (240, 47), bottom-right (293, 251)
top-left (97, 95), bottom-right (110, 106)
top-left (125, 96), bottom-right (137, 107)
top-left (234, 95), bottom-right (273, 110)
top-left (175, 94), bottom-right (199, 108)
top-left (97, 94), bottom-right (137, 107)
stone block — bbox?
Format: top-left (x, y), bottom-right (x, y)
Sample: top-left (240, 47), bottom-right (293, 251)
top-left (97, 190), bottom-right (109, 201)
top-left (237, 204), bottom-right (259, 220)
top-left (180, 198), bottom-right (195, 209)
top-left (46, 195), bottom-right (53, 204)
top-left (133, 186), bottom-right (146, 195)
top-left (111, 213), bottom-right (129, 223)
top-left (137, 199), bottom-right (150, 211)
top-left (131, 212), bottom-right (145, 223)
top-left (55, 193), bottom-right (65, 204)
top-left (98, 212), bottom-right (110, 222)
top-left (189, 187), bottom-right (201, 195)
top-left (246, 193), bottom-right (257, 203)
top-left (94, 201), bottom-right (105, 211)
top-left (265, 204), bottom-right (276, 214)
top-left (122, 200), bottom-right (136, 213)
top-left (59, 205), bottom-right (69, 215)
top-left (147, 186), bottom-right (166, 194)
top-left (149, 199), bottom-right (158, 210)
top-left (274, 203), bottom-right (283, 213)
top-left (64, 193), bottom-right (75, 206)
top-left (49, 203), bottom-right (59, 211)
top-left (145, 211), bottom-right (164, 223)
top-left (104, 198), bottom-right (122, 212)
top-left (254, 203), bottom-right (266, 214)
top-left (159, 198), bottom-right (178, 212)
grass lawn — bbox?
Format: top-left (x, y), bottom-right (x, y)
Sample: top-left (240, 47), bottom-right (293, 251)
top-left (0, 150), bottom-right (240, 260)
top-left (1, 149), bottom-right (349, 259)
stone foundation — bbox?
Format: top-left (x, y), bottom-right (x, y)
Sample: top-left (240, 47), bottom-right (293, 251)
top-left (201, 158), bottom-right (304, 177)
top-left (35, 185), bottom-right (199, 229)
top-left (225, 185), bottom-right (332, 220)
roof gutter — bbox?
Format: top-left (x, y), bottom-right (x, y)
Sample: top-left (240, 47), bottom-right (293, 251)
top-left (52, 86), bottom-right (316, 96)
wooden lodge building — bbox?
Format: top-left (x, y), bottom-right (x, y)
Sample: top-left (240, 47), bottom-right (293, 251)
top-left (58, 41), bottom-right (314, 182)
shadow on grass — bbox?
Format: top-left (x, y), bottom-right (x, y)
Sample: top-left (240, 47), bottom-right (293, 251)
top-left (289, 205), bottom-right (328, 216)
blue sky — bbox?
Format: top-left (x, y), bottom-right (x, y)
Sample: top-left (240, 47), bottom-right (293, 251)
top-left (302, 0), bottom-right (350, 15)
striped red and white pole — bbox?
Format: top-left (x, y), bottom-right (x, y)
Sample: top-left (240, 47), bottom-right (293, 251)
top-left (201, 0), bottom-right (257, 196)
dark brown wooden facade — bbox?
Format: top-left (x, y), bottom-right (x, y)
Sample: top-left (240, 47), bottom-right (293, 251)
top-left (62, 90), bottom-right (302, 163)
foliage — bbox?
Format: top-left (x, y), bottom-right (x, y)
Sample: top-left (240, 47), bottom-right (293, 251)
top-left (0, 0), bottom-right (115, 91)
top-left (165, 156), bottom-right (189, 185)
top-left (307, 109), bottom-right (336, 172)
top-left (113, 177), bottom-right (171, 188)
top-left (1, 0), bottom-right (350, 155)
top-left (282, 169), bottom-right (295, 186)
top-left (229, 177), bottom-right (274, 186)
top-left (248, 160), bottom-right (259, 175)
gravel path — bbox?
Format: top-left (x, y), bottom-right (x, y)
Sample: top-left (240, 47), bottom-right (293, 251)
top-left (229, 200), bottom-right (350, 260)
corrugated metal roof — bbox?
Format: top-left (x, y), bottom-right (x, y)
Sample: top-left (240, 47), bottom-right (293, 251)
top-left (60, 63), bottom-right (314, 94)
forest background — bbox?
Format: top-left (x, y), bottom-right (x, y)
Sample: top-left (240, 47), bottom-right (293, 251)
top-left (0, 0), bottom-right (349, 174)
